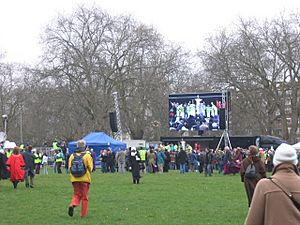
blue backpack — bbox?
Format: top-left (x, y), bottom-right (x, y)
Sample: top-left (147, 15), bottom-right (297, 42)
top-left (70, 153), bottom-right (86, 177)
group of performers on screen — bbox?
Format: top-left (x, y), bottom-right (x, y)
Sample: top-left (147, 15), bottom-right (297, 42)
top-left (169, 96), bottom-right (224, 131)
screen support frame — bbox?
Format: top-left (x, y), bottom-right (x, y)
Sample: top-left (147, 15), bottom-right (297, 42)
top-left (215, 90), bottom-right (232, 150)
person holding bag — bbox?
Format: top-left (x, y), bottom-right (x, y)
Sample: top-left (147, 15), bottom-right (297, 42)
top-left (244, 143), bottom-right (300, 225)
top-left (240, 145), bottom-right (266, 207)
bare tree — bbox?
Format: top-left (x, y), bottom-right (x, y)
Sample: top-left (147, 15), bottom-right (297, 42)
top-left (38, 5), bottom-right (192, 140)
top-left (0, 57), bottom-right (25, 142)
top-left (199, 15), bottom-right (300, 142)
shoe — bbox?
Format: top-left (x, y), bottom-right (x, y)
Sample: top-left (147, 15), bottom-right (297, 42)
top-left (30, 185), bottom-right (34, 188)
top-left (68, 206), bottom-right (74, 217)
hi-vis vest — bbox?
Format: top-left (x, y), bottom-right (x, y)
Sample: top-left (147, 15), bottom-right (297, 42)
top-left (139, 149), bottom-right (146, 161)
top-left (6, 151), bottom-right (12, 158)
top-left (52, 141), bottom-right (59, 150)
top-left (34, 153), bottom-right (42, 164)
top-left (55, 152), bottom-right (63, 162)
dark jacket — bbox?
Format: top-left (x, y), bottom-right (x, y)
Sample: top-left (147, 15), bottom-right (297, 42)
top-left (177, 150), bottom-right (188, 164)
top-left (22, 150), bottom-right (35, 170)
top-left (204, 151), bottom-right (213, 164)
top-left (244, 163), bottom-right (300, 225)
top-left (0, 152), bottom-right (9, 179)
top-left (129, 151), bottom-right (141, 179)
top-left (240, 155), bottom-right (266, 207)
top-left (106, 152), bottom-right (115, 166)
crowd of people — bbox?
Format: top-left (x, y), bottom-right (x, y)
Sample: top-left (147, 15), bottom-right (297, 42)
top-left (1, 141), bottom-right (295, 182)
top-left (0, 144), bottom-right (36, 188)
top-left (96, 143), bottom-right (287, 177)
top-left (1, 140), bottom-right (300, 223)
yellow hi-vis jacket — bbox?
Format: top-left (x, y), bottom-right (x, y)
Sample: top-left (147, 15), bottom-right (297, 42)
top-left (6, 151), bottom-right (12, 158)
top-left (55, 152), bottom-right (63, 162)
top-left (52, 141), bottom-right (59, 150)
top-left (139, 149), bottom-right (147, 161)
top-left (34, 153), bottom-right (42, 164)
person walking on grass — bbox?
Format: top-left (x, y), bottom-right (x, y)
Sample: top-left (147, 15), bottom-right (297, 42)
top-left (244, 143), bottom-right (300, 225)
top-left (157, 147), bottom-right (165, 174)
top-left (42, 153), bottom-right (48, 175)
top-left (0, 148), bottom-right (10, 180)
top-left (240, 145), bottom-right (266, 207)
top-left (68, 140), bottom-right (93, 218)
top-left (177, 148), bottom-right (188, 174)
top-left (6, 147), bottom-right (25, 189)
top-left (34, 150), bottom-right (42, 175)
top-left (129, 147), bottom-right (141, 184)
top-left (22, 145), bottom-right (35, 188)
top-left (204, 148), bottom-right (214, 176)
top-left (147, 148), bottom-right (157, 173)
top-left (116, 147), bottom-right (126, 173)
top-left (55, 149), bottom-right (64, 174)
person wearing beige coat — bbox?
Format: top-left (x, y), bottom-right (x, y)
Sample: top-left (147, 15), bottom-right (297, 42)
top-left (244, 143), bottom-right (300, 225)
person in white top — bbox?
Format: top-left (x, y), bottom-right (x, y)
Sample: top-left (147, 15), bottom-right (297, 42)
top-left (42, 153), bottom-right (48, 175)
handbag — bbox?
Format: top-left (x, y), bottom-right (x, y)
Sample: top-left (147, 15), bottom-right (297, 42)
top-left (268, 177), bottom-right (300, 211)
top-left (245, 161), bottom-right (256, 179)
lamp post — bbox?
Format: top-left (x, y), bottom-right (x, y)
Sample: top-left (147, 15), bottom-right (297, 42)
top-left (19, 105), bottom-right (23, 144)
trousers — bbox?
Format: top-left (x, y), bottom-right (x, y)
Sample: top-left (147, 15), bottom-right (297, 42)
top-left (70, 182), bottom-right (90, 217)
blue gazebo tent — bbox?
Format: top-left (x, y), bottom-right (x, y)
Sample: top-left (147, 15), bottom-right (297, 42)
top-left (68, 132), bottom-right (126, 157)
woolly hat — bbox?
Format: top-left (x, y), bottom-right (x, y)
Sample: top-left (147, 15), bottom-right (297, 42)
top-left (273, 143), bottom-right (298, 166)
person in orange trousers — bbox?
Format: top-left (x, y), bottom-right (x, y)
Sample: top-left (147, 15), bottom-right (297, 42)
top-left (68, 140), bottom-right (93, 218)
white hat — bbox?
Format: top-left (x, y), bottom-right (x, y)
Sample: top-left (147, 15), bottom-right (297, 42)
top-left (273, 143), bottom-right (298, 166)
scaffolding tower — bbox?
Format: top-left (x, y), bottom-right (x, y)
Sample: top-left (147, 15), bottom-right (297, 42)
top-left (216, 90), bottom-right (232, 150)
top-left (112, 92), bottom-right (123, 141)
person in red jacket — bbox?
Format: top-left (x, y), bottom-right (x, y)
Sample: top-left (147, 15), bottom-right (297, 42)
top-left (68, 140), bottom-right (93, 218)
top-left (6, 146), bottom-right (25, 189)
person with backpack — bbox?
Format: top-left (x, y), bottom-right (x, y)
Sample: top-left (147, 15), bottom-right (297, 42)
top-left (240, 145), bottom-right (266, 207)
top-left (244, 143), bottom-right (300, 225)
top-left (68, 140), bottom-right (93, 218)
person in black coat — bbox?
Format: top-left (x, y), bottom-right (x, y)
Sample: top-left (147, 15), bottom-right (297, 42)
top-left (129, 148), bottom-right (141, 184)
top-left (0, 149), bottom-right (9, 179)
top-left (163, 149), bottom-right (171, 172)
top-left (177, 148), bottom-right (188, 174)
top-left (106, 149), bottom-right (116, 173)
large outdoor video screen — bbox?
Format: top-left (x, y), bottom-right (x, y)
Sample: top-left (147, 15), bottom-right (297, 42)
top-left (169, 92), bottom-right (229, 131)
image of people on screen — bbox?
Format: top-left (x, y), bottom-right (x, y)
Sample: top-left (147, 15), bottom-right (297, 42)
top-left (169, 96), bottom-right (225, 132)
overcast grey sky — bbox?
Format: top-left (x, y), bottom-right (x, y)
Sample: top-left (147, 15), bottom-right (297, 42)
top-left (0, 0), bottom-right (299, 65)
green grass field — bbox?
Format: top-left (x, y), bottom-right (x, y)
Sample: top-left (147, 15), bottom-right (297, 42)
top-left (0, 170), bottom-right (249, 225)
